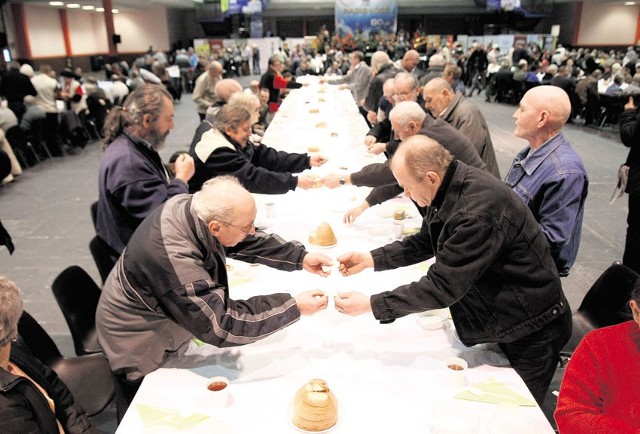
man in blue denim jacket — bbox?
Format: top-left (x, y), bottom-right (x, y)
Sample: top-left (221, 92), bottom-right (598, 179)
top-left (505, 86), bottom-right (588, 276)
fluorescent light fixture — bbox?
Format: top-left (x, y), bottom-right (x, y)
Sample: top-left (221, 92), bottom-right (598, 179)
top-left (82, 5), bottom-right (95, 10)
top-left (112, 8), bottom-right (120, 13)
top-left (49, 1), bottom-right (64, 6)
top-left (67, 3), bottom-right (81, 8)
top-left (96, 7), bottom-right (104, 11)
top-left (625, 1), bottom-right (636, 4)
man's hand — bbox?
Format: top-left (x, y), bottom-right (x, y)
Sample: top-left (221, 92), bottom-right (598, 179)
top-left (367, 142), bottom-right (386, 155)
top-left (367, 110), bottom-right (378, 125)
top-left (295, 290), bottom-right (329, 315)
top-left (363, 135), bottom-right (377, 147)
top-left (625, 96), bottom-right (637, 111)
top-left (302, 252), bottom-right (334, 276)
top-left (337, 251), bottom-right (374, 276)
top-left (309, 154), bottom-right (328, 167)
top-left (174, 154), bottom-right (196, 183)
top-left (343, 201), bottom-right (369, 224)
top-left (297, 174), bottom-right (321, 190)
top-left (334, 291), bottom-right (372, 316)
top-left (321, 173), bottom-right (345, 189)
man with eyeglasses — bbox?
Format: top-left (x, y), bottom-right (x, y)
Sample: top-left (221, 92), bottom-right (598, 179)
top-left (97, 175), bottom-right (333, 408)
top-left (189, 104), bottom-right (327, 194)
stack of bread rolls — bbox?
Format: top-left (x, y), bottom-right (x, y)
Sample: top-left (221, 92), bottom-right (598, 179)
top-left (292, 379), bottom-right (338, 431)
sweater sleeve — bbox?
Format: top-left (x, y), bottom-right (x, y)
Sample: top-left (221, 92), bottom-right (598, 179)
top-left (555, 335), bottom-right (640, 434)
top-left (620, 109), bottom-right (640, 148)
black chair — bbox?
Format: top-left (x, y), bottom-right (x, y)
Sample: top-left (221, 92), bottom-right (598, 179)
top-left (51, 265), bottom-right (103, 356)
top-left (597, 94), bottom-right (627, 128)
top-left (90, 235), bottom-right (119, 283)
top-left (25, 117), bottom-right (54, 161)
top-left (17, 311), bottom-right (116, 417)
top-left (90, 200), bottom-right (98, 231)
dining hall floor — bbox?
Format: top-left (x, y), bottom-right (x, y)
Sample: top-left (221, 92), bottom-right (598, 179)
top-left (0, 78), bottom-right (629, 431)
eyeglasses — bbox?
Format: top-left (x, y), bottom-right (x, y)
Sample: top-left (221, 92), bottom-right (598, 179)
top-left (219, 220), bottom-right (255, 235)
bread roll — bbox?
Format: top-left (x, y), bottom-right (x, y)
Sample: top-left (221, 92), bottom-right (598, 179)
top-left (309, 222), bottom-right (337, 247)
top-left (292, 379), bottom-right (338, 431)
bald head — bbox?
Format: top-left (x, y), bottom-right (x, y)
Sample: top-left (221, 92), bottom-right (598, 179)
top-left (383, 77), bottom-right (396, 99)
top-left (215, 79), bottom-right (243, 102)
top-left (513, 85), bottom-right (571, 148)
top-left (209, 61), bottom-right (223, 76)
top-left (527, 85), bottom-right (571, 129)
top-left (422, 77), bottom-right (454, 115)
top-left (402, 49), bottom-right (421, 72)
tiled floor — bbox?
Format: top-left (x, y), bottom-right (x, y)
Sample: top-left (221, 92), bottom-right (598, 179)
top-left (0, 79), bottom-right (629, 432)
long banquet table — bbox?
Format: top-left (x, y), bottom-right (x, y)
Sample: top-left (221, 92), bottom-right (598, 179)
top-left (115, 78), bottom-right (555, 434)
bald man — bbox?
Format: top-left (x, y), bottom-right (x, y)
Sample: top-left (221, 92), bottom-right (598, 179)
top-left (396, 49), bottom-right (420, 73)
top-left (505, 85), bottom-right (588, 276)
top-left (423, 77), bottom-right (500, 178)
top-left (97, 175), bottom-right (332, 399)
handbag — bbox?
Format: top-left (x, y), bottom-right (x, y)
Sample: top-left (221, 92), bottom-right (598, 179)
top-left (610, 164), bottom-right (630, 204)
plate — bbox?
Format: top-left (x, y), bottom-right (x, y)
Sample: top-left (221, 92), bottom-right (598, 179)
top-left (288, 402), bottom-right (344, 434)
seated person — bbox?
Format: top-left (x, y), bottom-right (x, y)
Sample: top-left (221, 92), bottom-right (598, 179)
top-left (189, 104), bottom-right (326, 194)
top-left (554, 278), bottom-right (640, 433)
top-left (0, 275), bottom-right (98, 434)
top-left (96, 176), bottom-right (332, 401)
top-left (189, 78), bottom-right (243, 151)
top-left (19, 95), bottom-right (46, 133)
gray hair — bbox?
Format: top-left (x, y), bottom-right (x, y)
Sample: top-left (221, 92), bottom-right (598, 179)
top-left (213, 104), bottom-right (251, 132)
top-left (103, 84), bottom-right (172, 146)
top-left (394, 72), bottom-right (419, 91)
top-left (214, 78), bottom-right (243, 102)
top-left (0, 275), bottom-right (23, 348)
top-left (370, 51), bottom-right (392, 74)
top-left (393, 135), bottom-right (453, 181)
top-left (192, 175), bottom-right (243, 224)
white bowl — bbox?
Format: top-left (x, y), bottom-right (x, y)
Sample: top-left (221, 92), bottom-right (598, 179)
top-left (415, 309), bottom-right (449, 330)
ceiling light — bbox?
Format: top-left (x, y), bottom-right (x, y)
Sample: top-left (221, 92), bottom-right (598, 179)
top-left (96, 7), bottom-right (104, 11)
top-left (112, 8), bottom-right (120, 13)
top-left (82, 5), bottom-right (95, 10)
top-left (67, 3), bottom-right (80, 8)
top-left (49, 1), bottom-right (64, 6)
top-left (625, 1), bottom-right (636, 4)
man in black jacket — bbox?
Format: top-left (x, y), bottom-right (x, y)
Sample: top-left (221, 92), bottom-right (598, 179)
top-left (334, 135), bottom-right (572, 405)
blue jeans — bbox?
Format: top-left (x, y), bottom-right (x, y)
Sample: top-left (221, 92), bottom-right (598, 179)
top-left (499, 308), bottom-right (572, 405)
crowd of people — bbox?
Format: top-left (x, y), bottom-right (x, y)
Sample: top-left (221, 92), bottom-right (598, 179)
top-left (1, 30), bottom-right (639, 432)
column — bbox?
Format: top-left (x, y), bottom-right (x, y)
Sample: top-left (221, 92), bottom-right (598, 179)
top-left (59, 9), bottom-right (72, 57)
top-left (9, 3), bottom-right (30, 59)
top-left (103, 0), bottom-right (117, 55)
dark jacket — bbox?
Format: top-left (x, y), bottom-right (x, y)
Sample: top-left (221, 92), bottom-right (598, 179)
top-left (369, 161), bottom-right (568, 346)
top-left (0, 340), bottom-right (97, 434)
top-left (97, 132), bottom-right (189, 254)
top-left (0, 70), bottom-right (37, 103)
top-left (364, 63), bottom-right (401, 112)
top-left (189, 128), bottom-right (309, 194)
top-left (96, 195), bottom-right (307, 380)
top-left (352, 116), bottom-right (487, 208)
top-left (620, 108), bottom-right (640, 195)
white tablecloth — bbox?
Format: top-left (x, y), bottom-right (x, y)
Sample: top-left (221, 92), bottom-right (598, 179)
top-left (116, 79), bottom-right (554, 434)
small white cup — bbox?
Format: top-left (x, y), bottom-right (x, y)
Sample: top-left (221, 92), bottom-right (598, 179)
top-left (392, 220), bottom-right (404, 239)
top-left (206, 376), bottom-right (230, 410)
top-left (265, 202), bottom-right (275, 218)
top-left (444, 357), bottom-right (468, 388)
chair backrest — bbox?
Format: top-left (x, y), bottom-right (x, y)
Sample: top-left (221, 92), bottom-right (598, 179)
top-left (51, 266), bottom-right (103, 356)
top-left (17, 311), bottom-right (116, 417)
top-left (578, 263), bottom-right (638, 327)
top-left (89, 236), bottom-right (119, 283)
top-left (90, 201), bottom-right (98, 231)
top-left (17, 311), bottom-right (63, 367)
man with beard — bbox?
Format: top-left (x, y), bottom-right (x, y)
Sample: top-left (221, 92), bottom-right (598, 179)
top-left (97, 85), bottom-right (195, 255)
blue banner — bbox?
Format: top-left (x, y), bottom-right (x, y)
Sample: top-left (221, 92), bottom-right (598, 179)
top-left (335, 0), bottom-right (398, 37)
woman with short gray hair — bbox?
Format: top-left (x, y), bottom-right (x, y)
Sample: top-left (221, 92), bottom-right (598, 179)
top-left (0, 275), bottom-right (97, 434)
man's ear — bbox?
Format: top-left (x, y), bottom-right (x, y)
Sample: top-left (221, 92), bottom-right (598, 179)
top-left (425, 170), bottom-right (441, 187)
top-left (208, 220), bottom-right (222, 236)
top-left (142, 113), bottom-right (153, 129)
top-left (631, 300), bottom-right (640, 326)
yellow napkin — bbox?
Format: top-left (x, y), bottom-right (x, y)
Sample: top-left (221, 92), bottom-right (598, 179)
top-left (454, 378), bottom-right (537, 406)
top-left (137, 403), bottom-right (209, 430)
top-left (229, 277), bottom-right (252, 287)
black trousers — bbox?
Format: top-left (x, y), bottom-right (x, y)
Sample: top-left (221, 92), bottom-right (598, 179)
top-left (499, 308), bottom-right (572, 405)
top-left (624, 194), bottom-right (640, 274)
